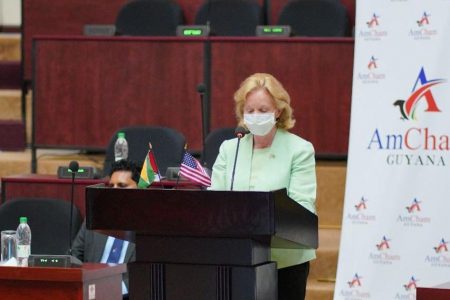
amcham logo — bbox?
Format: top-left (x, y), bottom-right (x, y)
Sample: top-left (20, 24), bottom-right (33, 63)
top-left (358, 56), bottom-right (385, 84)
top-left (406, 198), bottom-right (421, 213)
top-left (417, 12), bottom-right (431, 27)
top-left (367, 56), bottom-right (378, 70)
top-left (398, 198), bottom-right (431, 227)
top-left (410, 12), bottom-right (437, 39)
top-left (341, 273), bottom-right (371, 298)
top-left (396, 276), bottom-right (418, 299)
top-left (403, 276), bottom-right (418, 291)
top-left (425, 238), bottom-right (450, 268)
top-left (367, 13), bottom-right (380, 28)
top-left (434, 238), bottom-right (449, 253)
top-left (393, 67), bottom-right (446, 120)
top-left (355, 197), bottom-right (368, 211)
top-left (376, 236), bottom-right (391, 250)
top-left (360, 12), bottom-right (387, 41)
top-left (347, 196), bottom-right (375, 224)
top-left (347, 273), bottom-right (362, 288)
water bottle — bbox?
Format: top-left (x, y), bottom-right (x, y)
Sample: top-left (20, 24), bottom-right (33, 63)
top-left (16, 217), bottom-right (31, 267)
top-left (114, 132), bottom-right (128, 161)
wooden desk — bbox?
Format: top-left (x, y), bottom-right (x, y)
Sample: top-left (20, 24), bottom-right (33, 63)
top-left (33, 36), bottom-right (204, 152)
top-left (0, 263), bottom-right (125, 300)
top-left (22, 0), bottom-right (355, 81)
top-left (33, 36), bottom-right (353, 157)
top-left (1, 174), bottom-right (201, 217)
top-left (1, 174), bottom-right (104, 218)
top-left (417, 282), bottom-right (450, 300)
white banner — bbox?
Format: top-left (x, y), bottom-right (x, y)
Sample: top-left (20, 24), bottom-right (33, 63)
top-left (334, 1), bottom-right (450, 299)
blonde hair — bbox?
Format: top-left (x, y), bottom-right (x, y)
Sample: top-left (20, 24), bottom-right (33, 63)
top-left (234, 73), bottom-right (295, 130)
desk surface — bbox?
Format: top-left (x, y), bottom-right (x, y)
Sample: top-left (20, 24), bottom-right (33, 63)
top-left (2, 174), bottom-right (201, 188)
top-left (2, 174), bottom-right (106, 185)
top-left (0, 263), bottom-right (126, 282)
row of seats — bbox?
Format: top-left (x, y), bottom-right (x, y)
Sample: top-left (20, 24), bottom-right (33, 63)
top-left (116, 0), bottom-right (350, 37)
top-left (103, 126), bottom-right (236, 177)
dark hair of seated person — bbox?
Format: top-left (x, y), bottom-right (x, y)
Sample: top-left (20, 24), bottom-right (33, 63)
top-left (108, 159), bottom-right (141, 186)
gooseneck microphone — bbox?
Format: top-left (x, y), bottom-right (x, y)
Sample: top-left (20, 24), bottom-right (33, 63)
top-left (68, 160), bottom-right (79, 255)
top-left (230, 127), bottom-right (250, 191)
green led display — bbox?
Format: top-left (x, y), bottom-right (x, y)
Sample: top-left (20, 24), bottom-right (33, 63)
top-left (183, 29), bottom-right (203, 36)
top-left (263, 27), bottom-right (284, 33)
top-left (68, 168), bottom-right (85, 173)
top-left (256, 25), bottom-right (291, 37)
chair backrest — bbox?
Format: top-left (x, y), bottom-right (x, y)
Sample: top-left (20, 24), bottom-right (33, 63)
top-left (195, 0), bottom-right (263, 36)
top-left (277, 0), bottom-right (350, 37)
top-left (104, 126), bottom-right (186, 177)
top-left (0, 198), bottom-right (82, 255)
top-left (201, 127), bottom-right (236, 169)
top-left (115, 0), bottom-right (184, 36)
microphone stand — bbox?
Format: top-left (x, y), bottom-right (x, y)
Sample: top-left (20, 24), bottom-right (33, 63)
top-left (230, 137), bottom-right (242, 191)
top-left (68, 161), bottom-right (78, 255)
top-left (230, 127), bottom-right (249, 191)
top-left (197, 83), bottom-right (207, 153)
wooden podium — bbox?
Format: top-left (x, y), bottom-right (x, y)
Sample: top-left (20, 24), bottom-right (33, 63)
top-left (0, 263), bottom-right (125, 300)
top-left (86, 186), bottom-right (318, 300)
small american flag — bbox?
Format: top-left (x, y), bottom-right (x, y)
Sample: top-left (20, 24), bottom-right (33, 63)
top-left (179, 152), bottom-right (211, 187)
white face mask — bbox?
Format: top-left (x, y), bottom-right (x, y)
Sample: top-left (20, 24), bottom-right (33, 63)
top-left (243, 112), bottom-right (276, 136)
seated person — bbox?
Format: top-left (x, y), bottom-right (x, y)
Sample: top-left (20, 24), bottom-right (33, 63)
top-left (71, 159), bottom-right (140, 297)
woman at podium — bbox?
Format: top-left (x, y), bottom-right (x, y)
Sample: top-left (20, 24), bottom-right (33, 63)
top-left (210, 73), bottom-right (316, 300)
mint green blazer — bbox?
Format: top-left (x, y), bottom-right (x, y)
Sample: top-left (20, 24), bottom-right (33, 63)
top-left (210, 129), bottom-right (317, 268)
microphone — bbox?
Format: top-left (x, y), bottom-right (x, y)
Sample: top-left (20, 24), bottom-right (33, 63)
top-left (197, 83), bottom-right (206, 94)
top-left (69, 160), bottom-right (79, 173)
top-left (68, 160), bottom-right (79, 255)
top-left (235, 126), bottom-right (249, 139)
top-left (230, 127), bottom-right (249, 191)
top-left (197, 83), bottom-right (208, 152)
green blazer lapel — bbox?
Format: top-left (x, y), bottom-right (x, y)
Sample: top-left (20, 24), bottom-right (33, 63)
top-left (270, 129), bottom-right (285, 157)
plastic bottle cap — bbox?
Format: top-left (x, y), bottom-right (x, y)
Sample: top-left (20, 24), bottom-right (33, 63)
top-left (118, 132), bottom-right (125, 138)
top-left (19, 216), bottom-right (27, 223)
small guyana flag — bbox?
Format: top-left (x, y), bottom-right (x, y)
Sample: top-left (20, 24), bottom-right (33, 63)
top-left (138, 145), bottom-right (159, 188)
